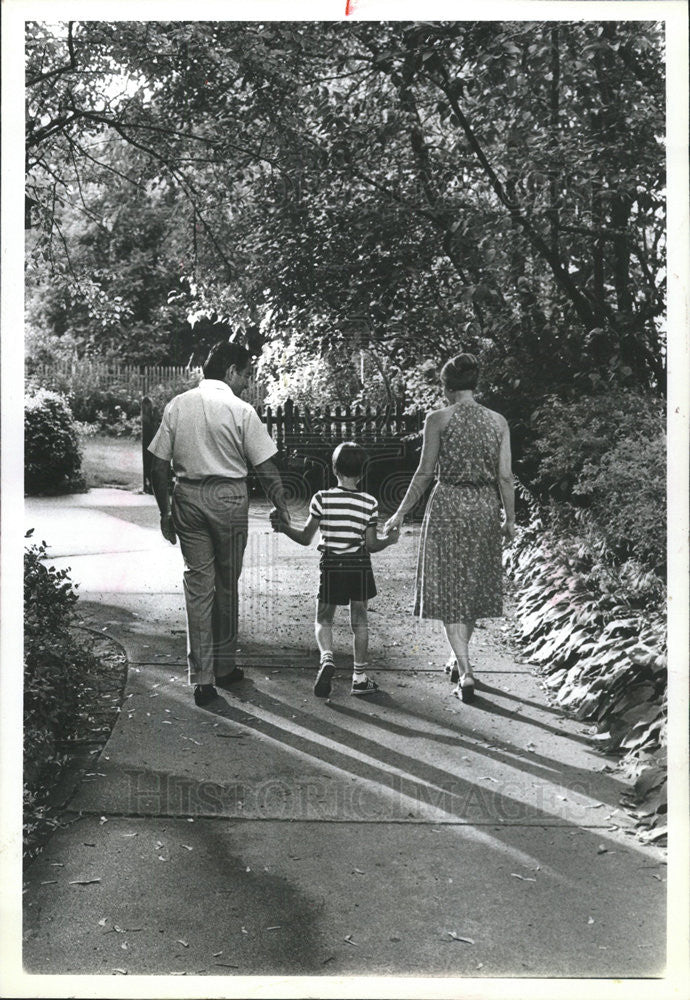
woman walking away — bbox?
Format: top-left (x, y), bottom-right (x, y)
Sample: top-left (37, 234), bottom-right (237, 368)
top-left (384, 354), bottom-right (515, 703)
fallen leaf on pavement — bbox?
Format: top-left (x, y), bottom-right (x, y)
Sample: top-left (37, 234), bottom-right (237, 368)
top-left (69, 878), bottom-right (101, 885)
top-left (177, 939), bottom-right (189, 948)
top-left (447, 931), bottom-right (474, 944)
top-left (510, 873), bottom-right (536, 881)
top-left (344, 934), bottom-right (359, 946)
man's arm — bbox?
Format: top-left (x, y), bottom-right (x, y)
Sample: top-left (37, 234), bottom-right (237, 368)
top-left (151, 456), bottom-right (176, 544)
top-left (254, 457), bottom-right (291, 525)
top-left (273, 513), bottom-right (319, 546)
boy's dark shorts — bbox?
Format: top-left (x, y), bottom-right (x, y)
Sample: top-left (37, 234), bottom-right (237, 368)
top-left (318, 549), bottom-right (377, 605)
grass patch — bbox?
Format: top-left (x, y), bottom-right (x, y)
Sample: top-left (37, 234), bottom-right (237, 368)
top-left (80, 434), bottom-right (143, 491)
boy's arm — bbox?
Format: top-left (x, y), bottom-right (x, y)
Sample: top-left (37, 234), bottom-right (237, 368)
top-left (365, 522), bottom-right (399, 553)
top-left (274, 513), bottom-right (320, 546)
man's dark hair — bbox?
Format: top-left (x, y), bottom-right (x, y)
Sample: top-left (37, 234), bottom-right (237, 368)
top-left (203, 341), bottom-right (252, 380)
top-left (332, 441), bottom-right (367, 480)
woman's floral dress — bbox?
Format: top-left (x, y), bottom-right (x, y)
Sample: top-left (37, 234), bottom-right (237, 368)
top-left (414, 402), bottom-right (503, 624)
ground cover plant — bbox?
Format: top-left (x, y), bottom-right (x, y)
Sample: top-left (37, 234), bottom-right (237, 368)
top-left (23, 531), bottom-right (128, 861)
top-left (506, 495), bottom-right (667, 842)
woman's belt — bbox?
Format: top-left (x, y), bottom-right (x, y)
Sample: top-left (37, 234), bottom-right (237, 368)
top-left (437, 479), bottom-right (495, 487)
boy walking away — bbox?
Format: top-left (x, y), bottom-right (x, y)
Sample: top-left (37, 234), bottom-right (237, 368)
top-left (270, 442), bottom-right (399, 698)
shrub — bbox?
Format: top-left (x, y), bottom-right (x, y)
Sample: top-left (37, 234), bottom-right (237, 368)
top-left (527, 388), bottom-right (663, 498)
top-left (579, 431), bottom-right (666, 572)
top-left (23, 534), bottom-right (96, 793)
top-left (525, 389), bottom-right (665, 573)
top-left (25, 388), bottom-right (86, 495)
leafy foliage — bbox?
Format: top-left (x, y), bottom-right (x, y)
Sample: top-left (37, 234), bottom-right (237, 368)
top-left (523, 389), bottom-right (665, 570)
top-left (23, 534), bottom-right (96, 793)
top-left (24, 388), bottom-right (85, 495)
top-left (506, 500), bottom-right (667, 839)
top-left (26, 20), bottom-right (665, 410)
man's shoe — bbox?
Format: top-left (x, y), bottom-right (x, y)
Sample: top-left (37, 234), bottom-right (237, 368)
top-left (216, 667), bottom-right (245, 689)
top-left (194, 684), bottom-right (218, 706)
top-left (314, 660), bottom-right (335, 698)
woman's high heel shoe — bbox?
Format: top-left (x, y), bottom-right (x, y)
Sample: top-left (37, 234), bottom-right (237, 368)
top-left (453, 675), bottom-right (475, 703)
top-left (445, 657), bottom-right (460, 684)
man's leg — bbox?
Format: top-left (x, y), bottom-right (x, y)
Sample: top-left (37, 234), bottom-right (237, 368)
top-left (172, 486), bottom-right (216, 687)
top-left (207, 481), bottom-right (249, 679)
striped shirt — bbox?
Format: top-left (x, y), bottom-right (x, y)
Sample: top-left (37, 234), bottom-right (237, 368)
top-left (310, 487), bottom-right (378, 554)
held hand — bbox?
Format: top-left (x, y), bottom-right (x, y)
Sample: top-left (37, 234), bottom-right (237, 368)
top-left (385, 526), bottom-right (400, 545)
top-left (269, 507), bottom-right (290, 532)
top-left (502, 520), bottom-right (516, 543)
top-left (160, 512), bottom-right (177, 545)
top-left (384, 513), bottom-right (403, 535)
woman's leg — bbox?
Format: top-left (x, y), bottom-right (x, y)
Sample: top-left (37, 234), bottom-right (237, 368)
top-left (444, 620), bottom-right (476, 680)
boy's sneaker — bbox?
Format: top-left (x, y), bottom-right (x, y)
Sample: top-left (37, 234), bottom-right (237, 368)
top-left (351, 677), bottom-right (379, 696)
top-left (314, 660), bottom-right (335, 698)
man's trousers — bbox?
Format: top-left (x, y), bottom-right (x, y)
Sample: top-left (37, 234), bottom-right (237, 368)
top-left (171, 477), bottom-right (249, 686)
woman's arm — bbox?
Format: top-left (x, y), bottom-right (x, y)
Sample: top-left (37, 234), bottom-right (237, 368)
top-left (384, 412), bottom-right (443, 530)
top-left (497, 419), bottom-right (516, 541)
top-left (272, 512), bottom-right (320, 546)
top-left (365, 523), bottom-right (400, 552)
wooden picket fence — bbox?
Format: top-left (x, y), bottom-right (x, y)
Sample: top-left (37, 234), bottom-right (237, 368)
top-left (257, 398), bottom-right (423, 451)
top-left (29, 359), bottom-right (204, 397)
top-left (142, 397), bottom-right (424, 494)
top-left (28, 358), bottom-right (266, 405)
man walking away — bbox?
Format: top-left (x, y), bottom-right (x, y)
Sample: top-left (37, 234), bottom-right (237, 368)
top-left (148, 338), bottom-right (290, 706)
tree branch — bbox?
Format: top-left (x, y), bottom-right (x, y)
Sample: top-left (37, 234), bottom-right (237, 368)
top-left (26, 21), bottom-right (77, 87)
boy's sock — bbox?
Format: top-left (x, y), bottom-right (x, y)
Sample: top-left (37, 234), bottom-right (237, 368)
top-left (321, 650), bottom-right (334, 665)
top-left (352, 662), bottom-right (368, 682)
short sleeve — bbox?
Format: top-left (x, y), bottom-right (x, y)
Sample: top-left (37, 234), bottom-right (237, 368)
top-left (309, 492), bottom-right (323, 518)
top-left (368, 498), bottom-right (379, 525)
top-left (243, 408), bottom-right (278, 467)
top-left (147, 403), bottom-right (174, 461)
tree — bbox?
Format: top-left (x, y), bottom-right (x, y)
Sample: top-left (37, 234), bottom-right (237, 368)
top-left (26, 20), bottom-right (665, 405)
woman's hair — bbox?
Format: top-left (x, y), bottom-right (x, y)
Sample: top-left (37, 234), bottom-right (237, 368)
top-left (332, 441), bottom-right (367, 480)
top-left (203, 341), bottom-right (252, 380)
top-left (440, 353), bottom-right (479, 391)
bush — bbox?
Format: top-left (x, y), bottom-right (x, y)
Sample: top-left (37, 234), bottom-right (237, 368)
top-left (525, 389), bottom-right (665, 573)
top-left (25, 389), bottom-right (86, 495)
top-left (23, 534), bottom-right (96, 793)
top-left (26, 364), bottom-right (143, 425)
top-left (527, 388), bottom-right (663, 497)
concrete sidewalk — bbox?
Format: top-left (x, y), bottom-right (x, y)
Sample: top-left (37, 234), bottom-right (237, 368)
top-left (22, 489), bottom-right (666, 979)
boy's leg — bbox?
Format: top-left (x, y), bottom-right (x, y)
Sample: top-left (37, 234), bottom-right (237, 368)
top-left (350, 601), bottom-right (378, 695)
top-left (349, 600), bottom-right (368, 664)
top-left (314, 600), bottom-right (336, 697)
top-left (315, 600), bottom-right (336, 654)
